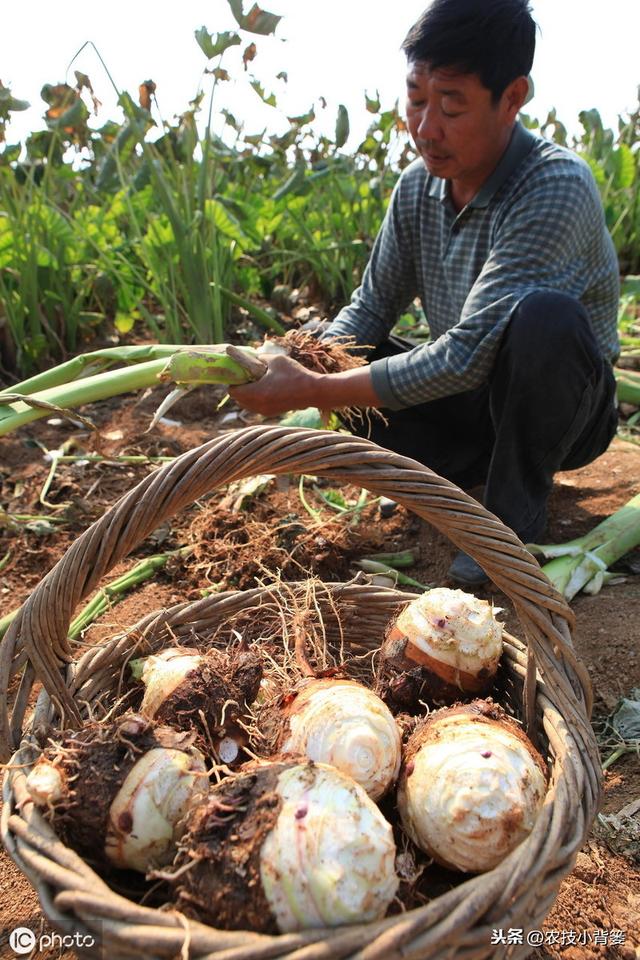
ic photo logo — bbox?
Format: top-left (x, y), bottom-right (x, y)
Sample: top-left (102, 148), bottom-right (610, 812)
top-left (8, 927), bottom-right (97, 955)
top-left (8, 927), bottom-right (36, 955)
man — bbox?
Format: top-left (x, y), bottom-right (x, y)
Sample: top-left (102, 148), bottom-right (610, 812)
top-left (230, 0), bottom-right (620, 587)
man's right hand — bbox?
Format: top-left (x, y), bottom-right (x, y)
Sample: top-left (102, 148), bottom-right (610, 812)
top-left (229, 353), bottom-right (381, 416)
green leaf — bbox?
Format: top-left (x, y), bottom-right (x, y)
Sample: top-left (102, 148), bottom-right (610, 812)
top-left (7, 96), bottom-right (30, 112)
top-left (273, 156), bottom-right (306, 201)
top-left (195, 27), bottom-right (241, 59)
top-left (227, 0), bottom-right (282, 35)
top-left (204, 198), bottom-right (249, 247)
top-left (250, 79), bottom-right (277, 107)
top-left (287, 107), bottom-right (315, 126)
top-left (335, 104), bottom-right (349, 148)
top-left (611, 143), bottom-right (636, 190)
top-left (115, 311), bottom-right (138, 334)
top-left (128, 658), bottom-right (146, 681)
top-left (321, 488), bottom-right (349, 509)
top-left (49, 98), bottom-right (89, 129)
top-left (221, 108), bottom-right (240, 131)
top-left (365, 90), bottom-right (380, 114)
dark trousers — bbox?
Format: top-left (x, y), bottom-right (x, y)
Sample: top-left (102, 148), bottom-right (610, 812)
top-left (351, 292), bottom-right (618, 541)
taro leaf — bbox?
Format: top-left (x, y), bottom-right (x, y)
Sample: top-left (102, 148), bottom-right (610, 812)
top-left (195, 27), bottom-right (241, 59)
top-left (612, 689), bottom-right (640, 741)
top-left (138, 80), bottom-right (156, 112)
top-left (243, 42), bottom-right (257, 70)
top-left (204, 198), bottom-right (249, 247)
top-left (250, 79), bottom-right (277, 107)
top-left (288, 107), bottom-right (315, 126)
top-left (48, 97), bottom-right (89, 134)
top-left (273, 156), bottom-right (306, 201)
top-left (227, 0), bottom-right (282, 35)
top-left (41, 82), bottom-right (76, 110)
top-left (114, 311), bottom-right (137, 334)
top-left (365, 90), bottom-right (381, 114)
top-left (222, 108), bottom-right (240, 131)
top-left (74, 71), bottom-right (101, 113)
top-left (320, 488), bottom-right (349, 510)
top-left (0, 81), bottom-right (30, 113)
top-left (335, 104), bottom-right (349, 148)
top-left (609, 143), bottom-right (635, 190)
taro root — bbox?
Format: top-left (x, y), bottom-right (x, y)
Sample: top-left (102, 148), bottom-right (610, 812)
top-left (259, 678), bottom-right (401, 800)
top-left (171, 759), bottom-right (398, 932)
top-left (25, 714), bottom-right (208, 874)
top-left (397, 701), bottom-right (548, 873)
top-left (132, 645), bottom-right (262, 761)
top-left (379, 588), bottom-right (504, 710)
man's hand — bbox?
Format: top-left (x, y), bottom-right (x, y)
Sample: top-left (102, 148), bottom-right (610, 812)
top-left (229, 353), bottom-right (381, 416)
top-left (229, 354), bottom-right (324, 417)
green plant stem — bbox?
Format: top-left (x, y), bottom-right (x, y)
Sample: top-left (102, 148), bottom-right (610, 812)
top-left (355, 559), bottom-right (432, 591)
top-left (360, 550), bottom-right (416, 568)
top-left (210, 282), bottom-right (285, 334)
top-left (529, 492), bottom-right (640, 599)
top-left (615, 369), bottom-right (640, 405)
top-left (0, 358), bottom-right (168, 435)
top-left (3, 345), bottom-right (186, 398)
top-left (602, 742), bottom-right (639, 771)
top-left (0, 548), bottom-right (191, 645)
top-left (57, 454), bottom-right (176, 464)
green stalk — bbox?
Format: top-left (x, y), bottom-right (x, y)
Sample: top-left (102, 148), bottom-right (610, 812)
top-left (3, 345), bottom-right (187, 398)
top-left (0, 345), bottom-right (258, 436)
top-left (360, 550), bottom-right (416, 569)
top-left (355, 559), bottom-right (432, 591)
top-left (68, 547), bottom-right (190, 640)
top-left (0, 358), bottom-right (168, 435)
top-left (529, 492), bottom-right (640, 599)
top-left (615, 368), bottom-right (640, 405)
top-left (210, 282), bottom-right (286, 334)
top-left (57, 454), bottom-right (175, 464)
top-left (0, 548), bottom-right (191, 644)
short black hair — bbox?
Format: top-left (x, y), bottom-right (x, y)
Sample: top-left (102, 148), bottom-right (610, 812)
top-left (402, 0), bottom-right (536, 102)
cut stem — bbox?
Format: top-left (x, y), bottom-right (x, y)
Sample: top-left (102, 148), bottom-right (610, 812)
top-left (529, 492), bottom-right (640, 600)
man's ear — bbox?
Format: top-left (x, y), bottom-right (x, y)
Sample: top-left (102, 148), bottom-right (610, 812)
top-left (502, 76), bottom-right (530, 120)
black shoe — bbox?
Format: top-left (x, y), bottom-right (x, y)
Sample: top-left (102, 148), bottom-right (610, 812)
top-left (447, 551), bottom-right (489, 588)
top-left (379, 497), bottom-right (398, 518)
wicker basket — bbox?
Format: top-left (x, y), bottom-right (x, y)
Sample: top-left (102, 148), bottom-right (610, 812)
top-left (1, 425), bottom-right (602, 960)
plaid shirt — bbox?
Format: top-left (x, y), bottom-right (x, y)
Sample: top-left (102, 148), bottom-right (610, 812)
top-left (324, 122), bottom-right (620, 409)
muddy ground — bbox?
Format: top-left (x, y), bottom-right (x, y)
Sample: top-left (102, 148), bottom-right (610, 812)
top-left (0, 384), bottom-right (638, 959)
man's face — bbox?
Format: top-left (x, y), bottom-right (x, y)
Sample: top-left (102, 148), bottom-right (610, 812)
top-left (405, 62), bottom-right (521, 197)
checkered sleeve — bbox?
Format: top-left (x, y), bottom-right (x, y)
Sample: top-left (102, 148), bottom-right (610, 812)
top-left (373, 166), bottom-right (608, 408)
top-left (320, 173), bottom-right (418, 350)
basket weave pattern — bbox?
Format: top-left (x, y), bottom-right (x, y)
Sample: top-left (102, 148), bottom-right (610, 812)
top-left (1, 426), bottom-right (602, 959)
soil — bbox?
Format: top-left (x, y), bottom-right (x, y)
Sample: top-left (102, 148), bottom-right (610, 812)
top-left (1, 386), bottom-right (639, 959)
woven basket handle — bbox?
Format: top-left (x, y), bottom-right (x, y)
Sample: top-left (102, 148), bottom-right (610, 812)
top-left (0, 425), bottom-right (588, 759)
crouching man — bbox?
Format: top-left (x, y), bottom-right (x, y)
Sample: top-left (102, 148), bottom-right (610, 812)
top-left (231, 0), bottom-right (620, 587)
